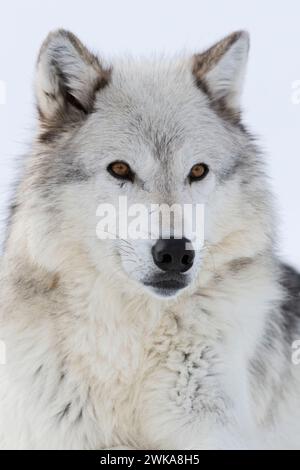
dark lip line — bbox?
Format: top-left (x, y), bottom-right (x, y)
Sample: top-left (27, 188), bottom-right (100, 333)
top-left (143, 280), bottom-right (187, 290)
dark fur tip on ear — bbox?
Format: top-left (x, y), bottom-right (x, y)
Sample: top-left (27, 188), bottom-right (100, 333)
top-left (35, 29), bottom-right (111, 131)
top-left (193, 30), bottom-right (250, 115)
top-left (193, 31), bottom-right (250, 79)
top-left (37, 29), bottom-right (105, 75)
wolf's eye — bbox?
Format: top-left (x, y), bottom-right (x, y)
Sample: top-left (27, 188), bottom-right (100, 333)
top-left (107, 161), bottom-right (134, 182)
top-left (189, 163), bottom-right (209, 183)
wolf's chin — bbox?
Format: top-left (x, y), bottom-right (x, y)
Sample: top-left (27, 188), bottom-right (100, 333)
top-left (144, 285), bottom-right (186, 299)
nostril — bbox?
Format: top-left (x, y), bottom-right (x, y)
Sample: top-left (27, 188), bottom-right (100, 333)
top-left (181, 254), bottom-right (191, 266)
top-left (162, 253), bottom-right (172, 264)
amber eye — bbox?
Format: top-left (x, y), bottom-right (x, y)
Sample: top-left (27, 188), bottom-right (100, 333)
top-left (189, 163), bottom-right (209, 182)
top-left (107, 161), bottom-right (134, 182)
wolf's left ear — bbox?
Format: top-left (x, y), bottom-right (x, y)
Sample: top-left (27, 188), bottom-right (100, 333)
top-left (193, 31), bottom-right (250, 110)
top-left (36, 29), bottom-right (110, 124)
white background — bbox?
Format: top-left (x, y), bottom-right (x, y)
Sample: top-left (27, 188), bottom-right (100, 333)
top-left (0, 0), bottom-right (299, 267)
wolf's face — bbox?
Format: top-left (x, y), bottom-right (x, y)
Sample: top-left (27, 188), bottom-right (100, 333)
top-left (26, 30), bottom-right (271, 299)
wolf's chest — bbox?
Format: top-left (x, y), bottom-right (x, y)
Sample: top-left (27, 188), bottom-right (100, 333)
top-left (82, 316), bottom-right (221, 448)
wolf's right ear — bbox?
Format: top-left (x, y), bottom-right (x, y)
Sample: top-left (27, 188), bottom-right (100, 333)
top-left (36, 30), bottom-right (110, 126)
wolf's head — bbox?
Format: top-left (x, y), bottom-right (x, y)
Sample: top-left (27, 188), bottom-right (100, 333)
top-left (12, 30), bottom-right (274, 299)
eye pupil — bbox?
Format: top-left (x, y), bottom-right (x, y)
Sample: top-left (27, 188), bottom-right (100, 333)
top-left (107, 161), bottom-right (134, 182)
top-left (192, 165), bottom-right (204, 177)
top-left (113, 163), bottom-right (128, 176)
top-left (189, 163), bottom-right (209, 182)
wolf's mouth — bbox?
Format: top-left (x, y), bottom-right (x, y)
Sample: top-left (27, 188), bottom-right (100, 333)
top-left (143, 274), bottom-right (188, 297)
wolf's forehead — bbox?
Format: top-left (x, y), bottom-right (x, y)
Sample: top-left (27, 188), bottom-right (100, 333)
top-left (92, 61), bottom-right (213, 160)
top-left (110, 64), bottom-right (196, 115)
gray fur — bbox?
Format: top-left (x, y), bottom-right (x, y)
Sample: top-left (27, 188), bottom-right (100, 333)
top-left (0, 29), bottom-right (299, 450)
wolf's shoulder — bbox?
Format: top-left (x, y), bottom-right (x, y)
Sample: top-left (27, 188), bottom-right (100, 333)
top-left (279, 263), bottom-right (300, 339)
top-left (280, 263), bottom-right (300, 293)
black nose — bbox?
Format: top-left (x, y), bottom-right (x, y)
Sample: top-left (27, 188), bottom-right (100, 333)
top-left (152, 238), bottom-right (195, 273)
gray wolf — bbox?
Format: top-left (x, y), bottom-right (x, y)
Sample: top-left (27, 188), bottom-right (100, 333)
top-left (0, 29), bottom-right (299, 449)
